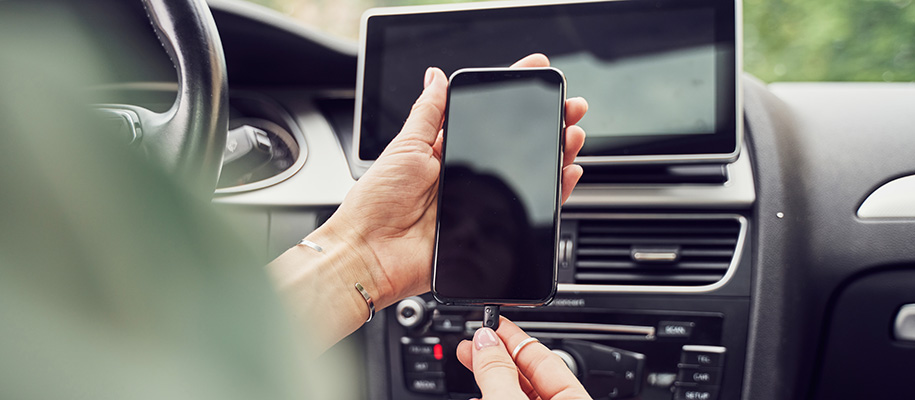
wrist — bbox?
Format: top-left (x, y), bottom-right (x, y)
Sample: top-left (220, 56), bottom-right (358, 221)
top-left (310, 216), bottom-right (395, 310)
top-left (264, 215), bottom-right (397, 350)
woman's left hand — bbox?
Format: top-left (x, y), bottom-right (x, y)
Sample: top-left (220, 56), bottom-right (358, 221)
top-left (322, 54), bottom-right (589, 308)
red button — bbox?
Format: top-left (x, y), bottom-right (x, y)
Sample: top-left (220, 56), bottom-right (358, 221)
top-left (433, 343), bottom-right (443, 360)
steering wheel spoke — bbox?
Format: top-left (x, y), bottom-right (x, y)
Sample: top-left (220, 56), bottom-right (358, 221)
top-left (107, 0), bottom-right (229, 197)
top-left (95, 106), bottom-right (144, 145)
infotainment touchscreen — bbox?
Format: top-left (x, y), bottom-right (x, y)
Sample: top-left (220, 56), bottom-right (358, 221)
top-left (356, 0), bottom-right (740, 163)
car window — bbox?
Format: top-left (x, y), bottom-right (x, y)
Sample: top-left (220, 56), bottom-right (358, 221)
top-left (245, 0), bottom-right (915, 83)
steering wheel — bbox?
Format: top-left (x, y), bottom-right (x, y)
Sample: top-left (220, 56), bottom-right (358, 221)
top-left (102, 0), bottom-right (227, 197)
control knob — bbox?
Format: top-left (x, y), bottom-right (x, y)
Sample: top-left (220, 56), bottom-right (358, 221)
top-left (396, 296), bottom-right (427, 328)
top-left (551, 349), bottom-right (579, 376)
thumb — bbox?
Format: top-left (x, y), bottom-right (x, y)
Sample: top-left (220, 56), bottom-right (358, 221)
top-left (392, 67), bottom-right (448, 146)
top-left (471, 328), bottom-right (526, 400)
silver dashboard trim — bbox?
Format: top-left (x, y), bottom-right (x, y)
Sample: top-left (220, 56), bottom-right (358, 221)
top-left (632, 251), bottom-right (679, 262)
top-left (682, 345), bottom-right (727, 354)
top-left (354, 0), bottom-right (743, 165)
top-left (894, 304), bottom-right (915, 342)
top-left (857, 175), bottom-right (915, 219)
top-left (465, 321), bottom-right (656, 338)
top-left (557, 213), bottom-right (748, 294)
top-left (564, 144), bottom-right (756, 208)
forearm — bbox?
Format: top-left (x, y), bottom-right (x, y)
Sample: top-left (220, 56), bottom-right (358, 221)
top-left (266, 219), bottom-right (393, 352)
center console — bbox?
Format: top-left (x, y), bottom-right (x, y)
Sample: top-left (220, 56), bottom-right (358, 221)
top-left (375, 190), bottom-right (754, 400)
top-left (389, 294), bottom-right (748, 400)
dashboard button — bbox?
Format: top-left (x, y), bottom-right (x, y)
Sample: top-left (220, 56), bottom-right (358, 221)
top-left (432, 315), bottom-right (465, 333)
top-left (404, 357), bottom-right (443, 373)
top-left (674, 386), bottom-right (719, 400)
top-left (681, 345), bottom-right (726, 367)
top-left (677, 367), bottom-right (722, 385)
top-left (401, 337), bottom-right (440, 354)
top-left (404, 343), bottom-right (435, 357)
top-left (405, 373), bottom-right (446, 394)
top-left (658, 321), bottom-right (695, 338)
top-left (647, 372), bottom-right (677, 388)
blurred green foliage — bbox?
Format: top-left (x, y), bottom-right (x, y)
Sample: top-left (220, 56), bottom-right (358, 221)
top-left (247, 0), bottom-right (915, 82)
top-left (744, 0), bottom-right (915, 82)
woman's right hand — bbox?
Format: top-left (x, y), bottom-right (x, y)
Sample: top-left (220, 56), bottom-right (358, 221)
top-left (456, 317), bottom-right (593, 400)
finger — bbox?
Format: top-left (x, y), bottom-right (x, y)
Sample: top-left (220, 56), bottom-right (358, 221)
top-left (457, 340), bottom-right (539, 400)
top-left (518, 372), bottom-right (539, 400)
top-left (510, 53), bottom-right (550, 68)
top-left (432, 129), bottom-right (444, 159)
top-left (561, 164), bottom-right (583, 205)
top-left (564, 97), bottom-right (588, 126)
top-left (563, 125), bottom-right (586, 167)
top-left (471, 328), bottom-right (527, 400)
top-left (508, 56), bottom-right (588, 126)
top-left (496, 318), bottom-right (591, 399)
top-left (392, 67), bottom-right (448, 146)
top-left (457, 339), bottom-right (472, 369)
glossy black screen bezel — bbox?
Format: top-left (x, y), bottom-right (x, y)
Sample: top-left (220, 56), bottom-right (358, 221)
top-left (431, 68), bottom-right (564, 306)
top-left (358, 0), bottom-right (738, 162)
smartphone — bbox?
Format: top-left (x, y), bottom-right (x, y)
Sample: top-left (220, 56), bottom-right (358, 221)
top-left (432, 67), bottom-right (566, 306)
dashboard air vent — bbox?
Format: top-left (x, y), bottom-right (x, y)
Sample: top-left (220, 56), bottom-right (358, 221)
top-left (566, 215), bottom-right (743, 287)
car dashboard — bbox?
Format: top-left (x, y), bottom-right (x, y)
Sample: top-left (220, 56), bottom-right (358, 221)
top-left (94, 1), bottom-right (915, 399)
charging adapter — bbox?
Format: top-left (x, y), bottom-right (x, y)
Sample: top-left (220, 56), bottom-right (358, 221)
top-left (483, 305), bottom-right (501, 331)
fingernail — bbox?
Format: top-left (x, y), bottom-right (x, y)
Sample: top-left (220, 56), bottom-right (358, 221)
top-left (423, 67), bottom-right (435, 88)
top-left (473, 327), bottom-right (500, 350)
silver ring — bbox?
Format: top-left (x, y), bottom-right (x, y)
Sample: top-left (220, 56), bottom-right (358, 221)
top-left (511, 337), bottom-right (540, 360)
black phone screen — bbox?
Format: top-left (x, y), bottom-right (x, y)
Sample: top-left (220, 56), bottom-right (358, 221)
top-left (432, 68), bottom-right (564, 305)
